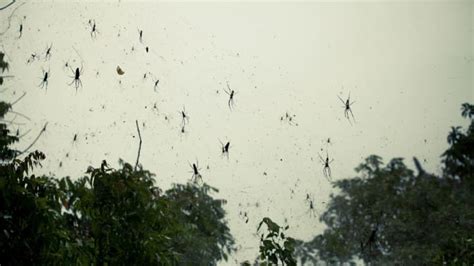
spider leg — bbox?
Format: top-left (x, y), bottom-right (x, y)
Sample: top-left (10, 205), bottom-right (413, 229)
top-left (318, 153), bottom-right (325, 164)
top-left (337, 95), bottom-right (346, 105)
top-left (349, 108), bottom-right (356, 123)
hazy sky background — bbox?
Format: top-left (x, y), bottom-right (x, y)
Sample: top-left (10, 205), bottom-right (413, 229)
top-left (1, 1), bottom-right (472, 264)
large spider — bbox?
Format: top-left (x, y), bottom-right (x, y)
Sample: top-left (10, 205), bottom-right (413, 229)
top-left (189, 161), bottom-right (202, 183)
top-left (38, 68), bottom-right (49, 90)
top-left (68, 64), bottom-right (83, 91)
top-left (338, 92), bottom-right (356, 124)
top-left (318, 151), bottom-right (334, 181)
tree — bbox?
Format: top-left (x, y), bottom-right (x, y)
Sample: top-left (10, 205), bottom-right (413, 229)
top-left (59, 162), bottom-right (235, 265)
top-left (0, 52), bottom-right (235, 265)
top-left (0, 51), bottom-right (71, 265)
top-left (296, 103), bottom-right (474, 265)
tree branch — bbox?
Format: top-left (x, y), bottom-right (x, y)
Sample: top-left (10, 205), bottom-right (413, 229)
top-left (16, 122), bottom-right (48, 157)
top-left (134, 120), bottom-right (142, 171)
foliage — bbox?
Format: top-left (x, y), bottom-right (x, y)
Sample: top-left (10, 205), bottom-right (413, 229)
top-left (295, 103), bottom-right (474, 265)
top-left (254, 217), bottom-right (297, 266)
top-left (0, 52), bottom-right (9, 86)
top-left (164, 182), bottom-right (236, 264)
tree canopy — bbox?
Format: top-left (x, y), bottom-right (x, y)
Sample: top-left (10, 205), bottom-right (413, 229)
top-left (295, 103), bottom-right (474, 265)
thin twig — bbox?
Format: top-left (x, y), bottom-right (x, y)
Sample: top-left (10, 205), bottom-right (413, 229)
top-left (0, 1), bottom-right (25, 36)
top-left (8, 110), bottom-right (30, 120)
top-left (18, 128), bottom-right (31, 139)
top-left (17, 122), bottom-right (47, 156)
top-left (0, 0), bottom-right (15, 11)
top-left (11, 91), bottom-right (26, 105)
top-left (134, 120), bottom-right (142, 171)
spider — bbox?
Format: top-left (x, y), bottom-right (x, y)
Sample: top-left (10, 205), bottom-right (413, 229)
top-left (219, 140), bottom-right (230, 158)
top-left (44, 44), bottom-right (52, 60)
top-left (305, 194), bottom-right (318, 218)
top-left (68, 64), bottom-right (83, 91)
top-left (138, 29), bottom-right (143, 43)
top-left (361, 221), bottom-right (381, 257)
top-left (189, 161), bottom-right (202, 183)
top-left (27, 53), bottom-right (38, 64)
top-left (88, 19), bottom-right (98, 38)
top-left (180, 125), bottom-right (188, 137)
top-left (224, 81), bottom-right (236, 110)
top-left (38, 68), bottom-right (49, 90)
top-left (338, 92), bottom-right (356, 124)
top-left (239, 211), bottom-right (249, 223)
top-left (180, 106), bottom-right (189, 126)
top-left (153, 78), bottom-right (159, 92)
top-left (280, 112), bottom-right (297, 126)
top-left (318, 151), bottom-right (334, 181)
top-left (62, 59), bottom-right (70, 71)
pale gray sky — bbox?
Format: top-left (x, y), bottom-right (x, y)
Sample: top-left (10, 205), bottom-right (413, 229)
top-left (1, 1), bottom-right (472, 264)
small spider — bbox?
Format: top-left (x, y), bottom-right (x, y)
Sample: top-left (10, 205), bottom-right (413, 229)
top-left (138, 29), bottom-right (143, 43)
top-left (239, 211), bottom-right (249, 223)
top-left (88, 19), bottom-right (98, 38)
top-left (224, 81), bottom-right (236, 110)
top-left (44, 44), bottom-right (52, 60)
top-left (338, 92), bottom-right (356, 124)
top-left (219, 139), bottom-right (230, 158)
top-left (38, 68), bottom-right (49, 90)
top-left (305, 194), bottom-right (318, 218)
top-left (153, 78), bottom-right (159, 92)
top-left (68, 64), bottom-right (83, 91)
top-left (62, 59), bottom-right (70, 71)
top-left (280, 112), bottom-right (298, 126)
top-left (180, 106), bottom-right (189, 126)
top-left (27, 53), bottom-right (38, 64)
top-left (318, 151), bottom-right (334, 181)
top-left (189, 161), bottom-right (202, 183)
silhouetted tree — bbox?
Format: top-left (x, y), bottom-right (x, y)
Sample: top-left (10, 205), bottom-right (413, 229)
top-left (295, 103), bottom-right (474, 265)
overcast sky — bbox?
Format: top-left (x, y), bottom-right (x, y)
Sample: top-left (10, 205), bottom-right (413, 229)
top-left (1, 0), bottom-right (472, 264)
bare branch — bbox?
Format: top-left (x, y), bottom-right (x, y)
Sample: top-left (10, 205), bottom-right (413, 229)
top-left (16, 122), bottom-right (48, 157)
top-left (134, 120), bottom-right (142, 171)
top-left (11, 92), bottom-right (26, 105)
